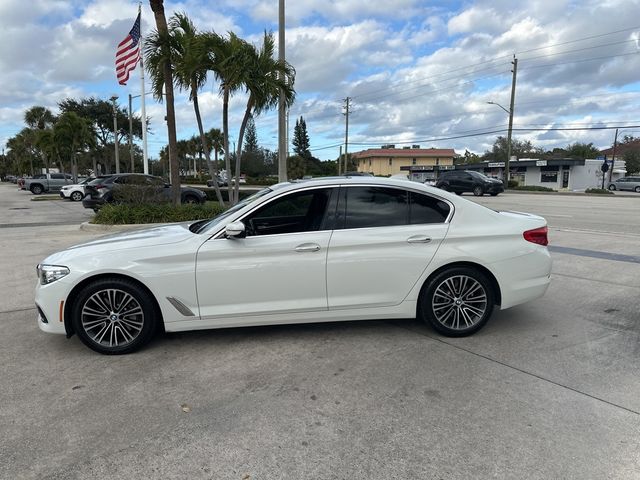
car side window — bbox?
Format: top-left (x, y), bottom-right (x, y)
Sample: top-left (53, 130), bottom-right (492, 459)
top-left (341, 186), bottom-right (408, 229)
top-left (51, 173), bottom-right (64, 180)
top-left (244, 188), bottom-right (332, 236)
top-left (409, 192), bottom-right (450, 224)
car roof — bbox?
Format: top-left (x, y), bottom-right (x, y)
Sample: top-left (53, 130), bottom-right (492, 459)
top-left (268, 176), bottom-right (449, 195)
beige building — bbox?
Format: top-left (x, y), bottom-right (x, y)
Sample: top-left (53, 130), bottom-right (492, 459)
top-left (353, 146), bottom-right (456, 179)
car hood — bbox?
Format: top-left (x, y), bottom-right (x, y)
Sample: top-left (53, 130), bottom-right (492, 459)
top-left (57, 223), bottom-right (195, 258)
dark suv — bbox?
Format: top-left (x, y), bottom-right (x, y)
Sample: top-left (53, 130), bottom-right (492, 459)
top-left (82, 173), bottom-right (207, 211)
top-left (436, 170), bottom-right (504, 196)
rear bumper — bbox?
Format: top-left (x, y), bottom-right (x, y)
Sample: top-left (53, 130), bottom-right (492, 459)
top-left (82, 197), bottom-right (104, 210)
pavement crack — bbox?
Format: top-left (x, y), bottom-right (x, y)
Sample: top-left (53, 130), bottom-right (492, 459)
top-left (393, 323), bottom-right (640, 417)
top-left (0, 306), bottom-right (36, 315)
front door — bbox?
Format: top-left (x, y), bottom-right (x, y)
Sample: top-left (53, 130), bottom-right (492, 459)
top-left (562, 170), bottom-right (569, 188)
top-left (195, 187), bottom-right (335, 319)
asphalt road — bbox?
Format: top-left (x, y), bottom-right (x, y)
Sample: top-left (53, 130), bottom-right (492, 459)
top-left (1, 183), bottom-right (639, 479)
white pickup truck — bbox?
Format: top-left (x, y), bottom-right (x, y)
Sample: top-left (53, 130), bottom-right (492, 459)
top-left (24, 173), bottom-right (74, 194)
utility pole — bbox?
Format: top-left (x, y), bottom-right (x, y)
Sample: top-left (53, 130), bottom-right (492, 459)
top-left (343, 97), bottom-right (351, 173)
top-left (609, 128), bottom-right (619, 183)
top-left (110, 95), bottom-right (120, 174)
top-left (128, 94), bottom-right (134, 173)
top-left (505, 56), bottom-right (518, 183)
top-left (338, 145), bottom-right (343, 175)
top-left (277, 0), bottom-right (287, 182)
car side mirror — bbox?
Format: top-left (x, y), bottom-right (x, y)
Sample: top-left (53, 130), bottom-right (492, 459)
top-left (225, 221), bottom-right (246, 238)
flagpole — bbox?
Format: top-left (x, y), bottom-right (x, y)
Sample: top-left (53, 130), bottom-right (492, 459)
top-left (139, 3), bottom-right (149, 174)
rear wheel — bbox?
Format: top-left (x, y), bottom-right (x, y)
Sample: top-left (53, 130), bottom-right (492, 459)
top-left (635, 186), bottom-right (640, 193)
top-left (419, 267), bottom-right (494, 337)
top-left (608, 184), bottom-right (616, 191)
top-left (183, 194), bottom-right (199, 204)
top-left (473, 186), bottom-right (484, 196)
top-left (70, 191), bottom-right (83, 202)
top-left (490, 192), bottom-right (499, 196)
top-left (71, 278), bottom-right (158, 354)
top-left (30, 184), bottom-right (43, 195)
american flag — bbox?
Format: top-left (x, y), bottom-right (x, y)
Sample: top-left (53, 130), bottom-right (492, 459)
top-left (115, 12), bottom-right (141, 86)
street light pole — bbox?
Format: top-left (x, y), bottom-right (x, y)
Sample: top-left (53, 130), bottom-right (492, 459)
top-left (487, 100), bottom-right (513, 182)
top-left (110, 95), bottom-right (120, 174)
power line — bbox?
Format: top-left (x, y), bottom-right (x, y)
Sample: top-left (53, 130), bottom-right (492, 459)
top-left (520, 39), bottom-right (639, 62)
top-left (520, 51), bottom-right (640, 71)
top-left (515, 25), bottom-right (640, 55)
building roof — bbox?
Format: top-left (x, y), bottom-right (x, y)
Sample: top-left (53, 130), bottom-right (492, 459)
top-left (600, 139), bottom-right (640, 157)
top-left (353, 147), bottom-right (456, 159)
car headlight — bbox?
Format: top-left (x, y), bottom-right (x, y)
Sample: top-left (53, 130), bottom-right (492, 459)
top-left (36, 264), bottom-right (70, 285)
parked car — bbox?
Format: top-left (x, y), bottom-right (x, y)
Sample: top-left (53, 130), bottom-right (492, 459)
top-left (82, 173), bottom-right (207, 212)
top-left (436, 170), bottom-right (504, 196)
top-left (608, 176), bottom-right (640, 192)
top-left (59, 177), bottom-right (101, 202)
top-left (36, 177), bottom-right (551, 354)
top-left (207, 175), bottom-right (247, 187)
top-left (24, 173), bottom-right (74, 194)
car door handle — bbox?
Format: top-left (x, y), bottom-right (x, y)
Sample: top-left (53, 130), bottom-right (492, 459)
top-left (295, 243), bottom-right (321, 252)
top-left (407, 235), bottom-right (432, 244)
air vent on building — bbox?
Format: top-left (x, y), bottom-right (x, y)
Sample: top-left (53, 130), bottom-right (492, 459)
top-left (403, 146), bottom-right (411, 149)
top-left (412, 145), bottom-right (420, 149)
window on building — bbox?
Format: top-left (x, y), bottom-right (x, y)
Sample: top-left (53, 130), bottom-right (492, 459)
top-left (388, 158), bottom-right (393, 166)
top-left (369, 159), bottom-right (372, 166)
top-left (436, 158), bottom-right (440, 165)
top-left (540, 166), bottom-right (559, 183)
top-left (412, 158), bottom-right (417, 165)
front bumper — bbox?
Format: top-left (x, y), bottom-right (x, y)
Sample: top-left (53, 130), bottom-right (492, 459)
top-left (35, 278), bottom-right (74, 335)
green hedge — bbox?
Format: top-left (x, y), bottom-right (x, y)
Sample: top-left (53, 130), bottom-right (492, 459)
top-left (507, 180), bottom-right (519, 188)
top-left (510, 185), bottom-right (556, 192)
top-left (93, 202), bottom-right (227, 225)
top-left (585, 188), bottom-right (613, 194)
top-left (200, 187), bottom-right (258, 203)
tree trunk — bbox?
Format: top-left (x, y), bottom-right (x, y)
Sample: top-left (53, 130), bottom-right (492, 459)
top-left (192, 86), bottom-right (224, 206)
top-left (150, 0), bottom-right (181, 205)
top-left (234, 98), bottom-right (254, 205)
top-left (223, 86), bottom-right (232, 203)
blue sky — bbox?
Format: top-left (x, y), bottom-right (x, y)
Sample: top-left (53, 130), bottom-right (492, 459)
top-left (1, 0), bottom-right (640, 163)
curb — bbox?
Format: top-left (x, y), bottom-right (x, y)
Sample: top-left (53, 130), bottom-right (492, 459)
top-left (505, 190), bottom-right (639, 197)
top-left (80, 221), bottom-right (167, 232)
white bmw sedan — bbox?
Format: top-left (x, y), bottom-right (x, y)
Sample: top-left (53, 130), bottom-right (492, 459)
top-left (36, 177), bottom-right (551, 354)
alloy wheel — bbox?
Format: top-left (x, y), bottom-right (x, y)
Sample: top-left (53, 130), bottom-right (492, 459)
top-left (80, 288), bottom-right (145, 348)
top-left (431, 275), bottom-right (487, 330)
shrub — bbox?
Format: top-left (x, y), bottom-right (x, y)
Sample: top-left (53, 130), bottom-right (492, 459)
top-left (200, 187), bottom-right (257, 203)
top-left (93, 202), bottom-right (227, 225)
top-left (112, 177), bottom-right (169, 205)
top-left (585, 188), bottom-right (613, 194)
top-left (507, 180), bottom-right (519, 188)
top-left (511, 185), bottom-right (556, 192)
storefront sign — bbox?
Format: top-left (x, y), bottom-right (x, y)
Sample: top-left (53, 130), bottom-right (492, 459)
top-left (488, 162), bottom-right (505, 167)
top-left (536, 160), bottom-right (547, 166)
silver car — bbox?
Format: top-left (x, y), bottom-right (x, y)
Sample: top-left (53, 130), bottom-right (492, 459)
top-left (608, 176), bottom-right (640, 192)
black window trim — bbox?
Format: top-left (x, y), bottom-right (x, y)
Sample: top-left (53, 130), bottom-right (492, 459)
top-left (212, 185), bottom-right (340, 240)
top-left (334, 184), bottom-right (454, 231)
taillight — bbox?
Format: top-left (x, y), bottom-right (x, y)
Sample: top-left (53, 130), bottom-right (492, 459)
top-left (523, 226), bottom-right (548, 246)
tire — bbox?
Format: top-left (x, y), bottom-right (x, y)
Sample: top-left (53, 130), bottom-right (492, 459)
top-left (490, 192), bottom-right (499, 196)
top-left (183, 194), bottom-right (199, 204)
top-left (608, 184), bottom-right (616, 191)
top-left (473, 186), bottom-right (484, 196)
top-left (70, 191), bottom-right (83, 202)
top-left (455, 191), bottom-right (462, 195)
top-left (419, 266), bottom-right (495, 337)
top-left (71, 278), bottom-right (159, 354)
top-left (30, 184), bottom-right (43, 195)
top-left (635, 186), bottom-right (640, 193)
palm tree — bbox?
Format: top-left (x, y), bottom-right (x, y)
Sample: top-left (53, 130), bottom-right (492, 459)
top-left (206, 128), bottom-right (224, 171)
top-left (147, 0), bottom-right (181, 204)
top-left (35, 129), bottom-right (60, 175)
top-left (205, 31), bottom-right (252, 202)
top-left (24, 106), bottom-right (55, 131)
top-left (54, 112), bottom-right (95, 182)
top-left (233, 31), bottom-right (295, 203)
top-left (165, 14), bottom-right (225, 205)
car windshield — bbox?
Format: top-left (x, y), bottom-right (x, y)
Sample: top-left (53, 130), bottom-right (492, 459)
top-left (87, 177), bottom-right (110, 185)
top-left (190, 188), bottom-right (273, 234)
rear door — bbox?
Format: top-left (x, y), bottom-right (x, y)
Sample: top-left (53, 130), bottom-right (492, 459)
top-left (326, 186), bottom-right (451, 309)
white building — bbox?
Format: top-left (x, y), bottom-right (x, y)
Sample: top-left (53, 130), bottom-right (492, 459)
top-left (458, 158), bottom-right (627, 191)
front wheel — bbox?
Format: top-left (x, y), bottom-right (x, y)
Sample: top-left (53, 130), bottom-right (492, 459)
top-left (608, 184), bottom-right (616, 191)
top-left (30, 184), bottom-right (43, 195)
top-left (473, 186), bottom-right (484, 196)
top-left (71, 278), bottom-right (159, 354)
top-left (635, 186), bottom-right (640, 193)
top-left (183, 194), bottom-right (199, 204)
top-left (490, 192), bottom-right (499, 196)
top-left (419, 267), bottom-right (495, 337)
top-left (70, 191), bottom-right (83, 202)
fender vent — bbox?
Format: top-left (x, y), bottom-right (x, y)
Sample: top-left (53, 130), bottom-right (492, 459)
top-left (166, 297), bottom-right (195, 317)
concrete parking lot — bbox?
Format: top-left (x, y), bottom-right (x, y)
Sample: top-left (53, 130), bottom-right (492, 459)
top-left (1, 183), bottom-right (639, 479)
